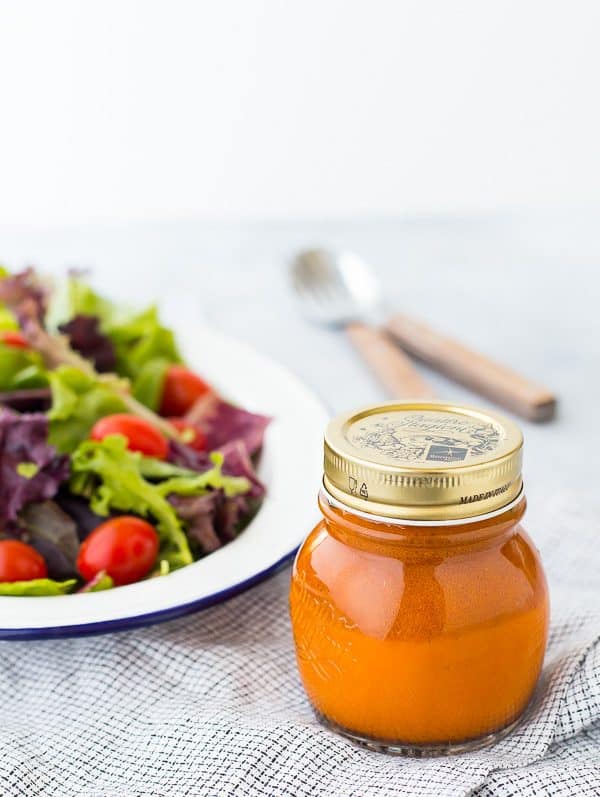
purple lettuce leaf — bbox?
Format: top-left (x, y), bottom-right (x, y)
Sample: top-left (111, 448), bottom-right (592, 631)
top-left (0, 268), bottom-right (47, 326)
top-left (58, 314), bottom-right (116, 373)
top-left (215, 494), bottom-right (252, 542)
top-left (17, 500), bottom-right (80, 579)
top-left (0, 387), bottom-right (52, 412)
top-left (0, 409), bottom-right (70, 523)
top-left (168, 490), bottom-right (253, 554)
top-left (167, 439), bottom-right (212, 472)
top-left (218, 440), bottom-right (265, 498)
top-left (0, 274), bottom-right (96, 375)
top-left (54, 489), bottom-right (113, 541)
top-left (168, 492), bottom-right (222, 553)
top-left (184, 394), bottom-right (271, 456)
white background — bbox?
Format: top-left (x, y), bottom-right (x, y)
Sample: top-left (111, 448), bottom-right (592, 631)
top-left (1, 0), bottom-right (600, 227)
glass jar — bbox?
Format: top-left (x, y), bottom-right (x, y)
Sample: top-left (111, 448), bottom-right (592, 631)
top-left (289, 402), bottom-right (549, 756)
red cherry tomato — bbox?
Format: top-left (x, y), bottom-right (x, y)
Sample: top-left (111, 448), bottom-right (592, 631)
top-left (0, 330), bottom-right (28, 349)
top-left (168, 418), bottom-right (207, 452)
top-left (90, 414), bottom-right (169, 460)
top-left (77, 516), bottom-right (159, 586)
top-left (159, 365), bottom-right (211, 417)
top-left (0, 540), bottom-right (47, 582)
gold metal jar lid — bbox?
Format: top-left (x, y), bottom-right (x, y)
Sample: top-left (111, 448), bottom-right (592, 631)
top-left (323, 401), bottom-right (524, 521)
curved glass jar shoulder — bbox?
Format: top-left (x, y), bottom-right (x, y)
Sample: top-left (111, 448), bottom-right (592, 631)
top-left (289, 492), bottom-right (549, 754)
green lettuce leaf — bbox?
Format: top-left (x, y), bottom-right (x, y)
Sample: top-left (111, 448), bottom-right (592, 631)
top-left (0, 266), bottom-right (19, 331)
top-left (69, 436), bottom-right (250, 571)
top-left (51, 278), bottom-right (180, 405)
top-left (158, 559), bottom-right (170, 576)
top-left (0, 578), bottom-right (76, 596)
top-left (49, 277), bottom-right (128, 329)
top-left (156, 469), bottom-right (249, 499)
top-left (108, 306), bottom-right (180, 379)
top-left (47, 366), bottom-right (127, 453)
top-left (0, 306), bottom-right (18, 331)
top-left (131, 356), bottom-right (170, 411)
top-left (138, 453), bottom-right (249, 496)
top-left (0, 346), bottom-right (48, 390)
top-left (89, 573), bottom-right (113, 591)
top-left (80, 572), bottom-right (114, 592)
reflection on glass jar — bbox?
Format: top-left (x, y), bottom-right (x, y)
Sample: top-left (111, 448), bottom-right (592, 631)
top-left (289, 402), bottom-right (549, 755)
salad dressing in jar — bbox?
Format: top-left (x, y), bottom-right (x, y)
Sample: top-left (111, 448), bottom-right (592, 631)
top-left (289, 401), bottom-right (549, 755)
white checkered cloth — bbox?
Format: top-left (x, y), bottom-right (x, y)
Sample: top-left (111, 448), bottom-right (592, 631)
top-left (0, 485), bottom-right (598, 797)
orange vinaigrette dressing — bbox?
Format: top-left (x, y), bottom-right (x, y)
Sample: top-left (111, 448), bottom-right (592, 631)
top-left (289, 402), bottom-right (549, 755)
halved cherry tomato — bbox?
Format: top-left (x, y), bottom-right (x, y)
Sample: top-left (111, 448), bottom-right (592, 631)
top-left (168, 418), bottom-right (207, 452)
top-left (0, 540), bottom-right (47, 582)
top-left (90, 414), bottom-right (169, 460)
top-left (0, 331), bottom-right (28, 349)
top-left (77, 516), bottom-right (159, 586)
top-left (159, 365), bottom-right (211, 417)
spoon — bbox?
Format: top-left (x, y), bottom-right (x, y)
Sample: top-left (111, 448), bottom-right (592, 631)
top-left (291, 249), bottom-right (434, 399)
top-left (291, 248), bottom-right (556, 421)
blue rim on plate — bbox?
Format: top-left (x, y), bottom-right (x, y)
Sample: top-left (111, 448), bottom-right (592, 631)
top-left (0, 549), bottom-right (297, 641)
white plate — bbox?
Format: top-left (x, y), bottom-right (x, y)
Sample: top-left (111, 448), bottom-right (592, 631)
top-left (0, 326), bottom-right (329, 639)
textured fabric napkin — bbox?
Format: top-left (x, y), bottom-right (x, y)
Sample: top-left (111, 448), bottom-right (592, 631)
top-left (0, 485), bottom-right (598, 797)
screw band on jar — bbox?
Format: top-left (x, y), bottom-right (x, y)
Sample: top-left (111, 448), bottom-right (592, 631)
top-left (324, 400), bottom-right (524, 521)
top-left (320, 482), bottom-right (526, 527)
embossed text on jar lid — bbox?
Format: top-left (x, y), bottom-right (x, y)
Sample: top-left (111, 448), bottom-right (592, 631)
top-left (323, 401), bottom-right (524, 520)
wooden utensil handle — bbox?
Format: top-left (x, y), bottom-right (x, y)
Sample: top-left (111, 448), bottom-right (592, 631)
top-left (386, 314), bottom-right (556, 422)
top-left (346, 322), bottom-right (434, 399)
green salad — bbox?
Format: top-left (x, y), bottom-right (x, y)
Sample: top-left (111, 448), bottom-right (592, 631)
top-left (0, 268), bottom-right (269, 595)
